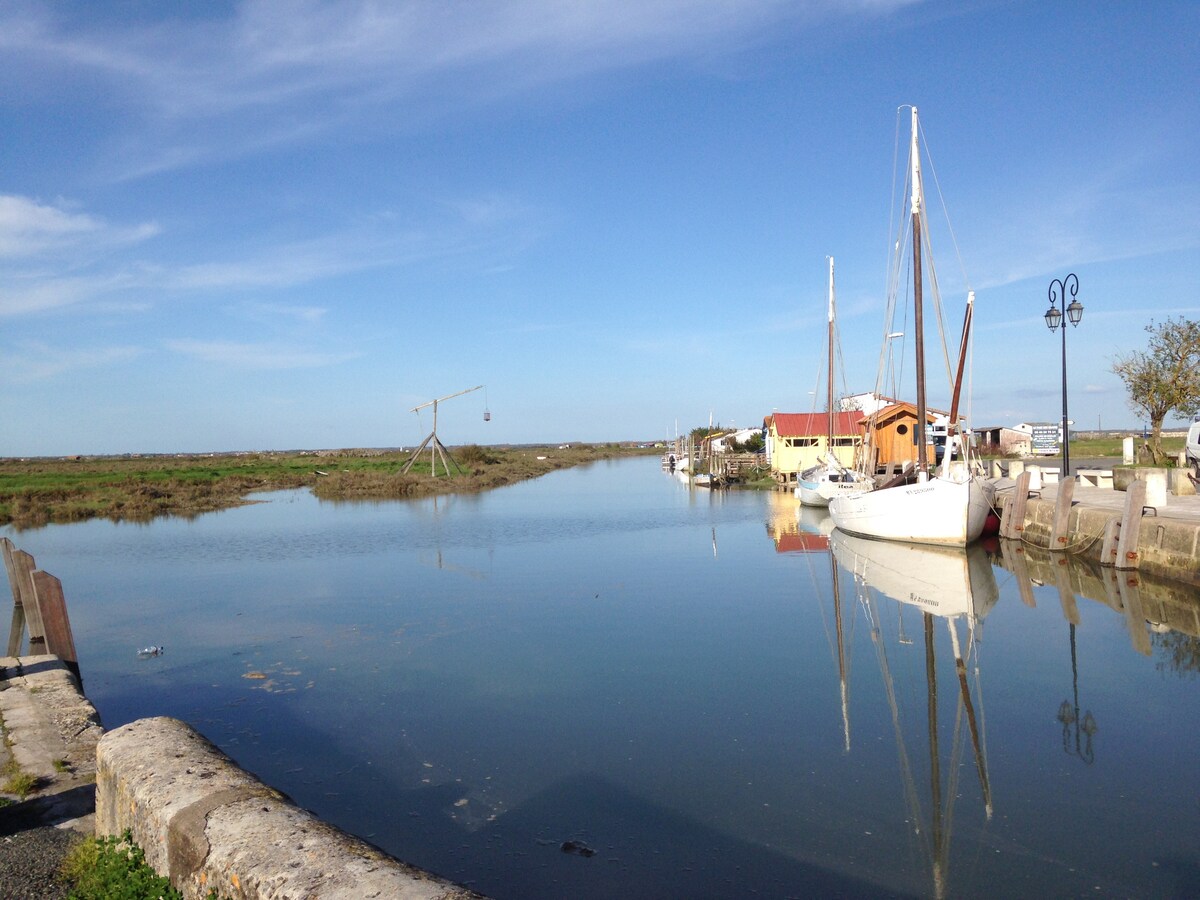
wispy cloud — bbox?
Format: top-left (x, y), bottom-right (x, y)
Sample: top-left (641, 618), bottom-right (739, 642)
top-left (0, 194), bottom-right (158, 260)
top-left (0, 1), bottom-right (920, 178)
top-left (165, 338), bottom-right (361, 370)
top-left (0, 340), bottom-right (144, 383)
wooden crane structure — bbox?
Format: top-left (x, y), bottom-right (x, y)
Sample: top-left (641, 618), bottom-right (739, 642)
top-left (402, 384), bottom-right (485, 477)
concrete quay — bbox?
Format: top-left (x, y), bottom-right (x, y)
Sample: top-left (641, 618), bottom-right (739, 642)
top-left (0, 654), bottom-right (102, 835)
top-left (993, 475), bottom-right (1200, 586)
top-left (1, 657), bottom-right (483, 899)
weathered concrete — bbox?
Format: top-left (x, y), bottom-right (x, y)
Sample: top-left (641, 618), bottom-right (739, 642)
top-left (0, 654), bottom-right (102, 832)
top-left (96, 716), bottom-right (483, 900)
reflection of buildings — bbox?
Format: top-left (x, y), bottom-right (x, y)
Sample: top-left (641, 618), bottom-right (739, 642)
top-left (831, 534), bottom-right (998, 900)
top-left (764, 492), bottom-right (833, 553)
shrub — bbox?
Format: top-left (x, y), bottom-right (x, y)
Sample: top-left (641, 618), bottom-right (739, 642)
top-left (64, 830), bottom-right (183, 900)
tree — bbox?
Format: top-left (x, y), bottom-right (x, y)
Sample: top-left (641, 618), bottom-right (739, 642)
top-left (1111, 317), bottom-right (1200, 464)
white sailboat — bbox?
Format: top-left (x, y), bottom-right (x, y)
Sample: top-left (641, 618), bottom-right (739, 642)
top-left (796, 257), bottom-right (873, 507)
top-left (829, 107), bottom-right (994, 546)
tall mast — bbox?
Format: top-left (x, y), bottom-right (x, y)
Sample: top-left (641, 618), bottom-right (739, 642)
top-left (910, 106), bottom-right (929, 478)
top-left (827, 256), bottom-right (836, 450)
top-left (945, 290), bottom-right (975, 472)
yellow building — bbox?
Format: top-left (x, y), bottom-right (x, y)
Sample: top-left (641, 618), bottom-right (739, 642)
top-left (765, 412), bottom-right (862, 484)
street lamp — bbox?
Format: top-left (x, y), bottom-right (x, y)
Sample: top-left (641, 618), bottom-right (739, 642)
top-left (1045, 273), bottom-right (1083, 477)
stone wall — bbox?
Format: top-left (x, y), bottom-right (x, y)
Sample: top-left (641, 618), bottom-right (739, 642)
top-left (96, 716), bottom-right (483, 900)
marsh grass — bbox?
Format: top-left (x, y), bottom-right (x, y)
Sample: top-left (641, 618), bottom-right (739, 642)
top-left (2, 445), bottom-right (653, 528)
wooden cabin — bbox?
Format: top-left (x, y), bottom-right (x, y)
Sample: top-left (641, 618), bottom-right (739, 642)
top-left (858, 402), bottom-right (938, 471)
top-left (765, 411), bottom-right (862, 483)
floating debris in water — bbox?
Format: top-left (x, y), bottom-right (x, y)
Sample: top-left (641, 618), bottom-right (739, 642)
top-left (560, 840), bottom-right (596, 858)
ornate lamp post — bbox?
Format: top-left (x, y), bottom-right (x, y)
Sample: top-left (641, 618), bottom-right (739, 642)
top-left (1044, 274), bottom-right (1083, 476)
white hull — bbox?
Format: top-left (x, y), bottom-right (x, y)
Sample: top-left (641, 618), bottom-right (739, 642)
top-left (829, 529), bottom-right (999, 619)
top-left (828, 474), bottom-right (994, 547)
top-left (796, 467), bottom-right (873, 508)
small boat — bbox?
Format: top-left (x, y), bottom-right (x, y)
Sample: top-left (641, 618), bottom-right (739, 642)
top-left (829, 107), bottom-right (994, 546)
top-left (796, 257), bottom-right (872, 507)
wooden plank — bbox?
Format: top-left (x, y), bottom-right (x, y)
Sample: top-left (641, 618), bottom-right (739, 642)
top-left (1049, 477), bottom-right (1075, 551)
top-left (3, 538), bottom-right (28, 656)
top-left (10, 549), bottom-right (44, 653)
top-left (31, 569), bottom-right (79, 671)
top-left (1100, 518), bottom-right (1121, 568)
top-left (1000, 471), bottom-right (1032, 540)
top-left (1115, 480), bottom-right (1146, 571)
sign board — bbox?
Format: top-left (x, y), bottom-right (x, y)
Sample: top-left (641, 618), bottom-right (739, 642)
top-left (1031, 424), bottom-right (1059, 456)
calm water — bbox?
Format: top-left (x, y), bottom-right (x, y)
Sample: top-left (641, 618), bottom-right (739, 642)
top-left (5, 457), bottom-right (1199, 898)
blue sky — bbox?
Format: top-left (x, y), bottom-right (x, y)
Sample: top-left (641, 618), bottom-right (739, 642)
top-left (2, 0), bottom-right (1198, 455)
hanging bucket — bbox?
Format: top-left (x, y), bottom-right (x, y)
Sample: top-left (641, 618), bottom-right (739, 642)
top-left (484, 409), bottom-right (491, 422)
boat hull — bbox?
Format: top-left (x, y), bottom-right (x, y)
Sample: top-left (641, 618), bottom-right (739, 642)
top-left (795, 466), bottom-right (872, 508)
top-left (828, 475), bottom-right (994, 547)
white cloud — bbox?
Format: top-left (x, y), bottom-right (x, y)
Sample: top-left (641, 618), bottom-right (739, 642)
top-left (0, 194), bottom-right (158, 259)
top-left (0, 340), bottom-right (143, 383)
top-left (0, 1), bottom-right (921, 176)
top-left (165, 338), bottom-right (360, 370)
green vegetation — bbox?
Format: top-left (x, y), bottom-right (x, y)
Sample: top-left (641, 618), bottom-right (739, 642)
top-left (63, 830), bottom-right (183, 900)
top-left (2, 768), bottom-right (39, 800)
top-left (0, 444), bottom-right (656, 529)
top-left (1111, 317), bottom-right (1200, 464)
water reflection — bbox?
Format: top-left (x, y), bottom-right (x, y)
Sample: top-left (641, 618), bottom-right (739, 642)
top-left (830, 533), bottom-right (996, 899)
top-left (4, 460), bottom-right (1199, 898)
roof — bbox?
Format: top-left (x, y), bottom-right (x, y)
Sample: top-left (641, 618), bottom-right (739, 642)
top-left (769, 411), bottom-right (861, 437)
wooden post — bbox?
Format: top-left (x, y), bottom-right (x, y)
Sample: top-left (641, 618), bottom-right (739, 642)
top-left (3, 538), bottom-right (29, 657)
top-left (8, 549), bottom-right (44, 654)
top-left (31, 570), bottom-right (79, 678)
top-left (1049, 477), bottom-right (1075, 551)
top-left (1100, 518), bottom-right (1122, 568)
top-left (1115, 480), bottom-right (1146, 571)
top-left (1000, 471), bottom-right (1032, 540)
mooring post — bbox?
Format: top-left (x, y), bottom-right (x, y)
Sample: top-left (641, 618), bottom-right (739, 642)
top-left (31, 569), bottom-right (80, 679)
top-left (3, 538), bottom-right (28, 657)
top-left (1049, 477), bottom-right (1075, 551)
top-left (1000, 471), bottom-right (1032, 540)
top-left (8, 549), bottom-right (44, 654)
top-left (1114, 480), bottom-right (1146, 571)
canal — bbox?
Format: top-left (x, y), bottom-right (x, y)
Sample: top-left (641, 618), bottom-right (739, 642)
top-left (4, 456), bottom-right (1198, 898)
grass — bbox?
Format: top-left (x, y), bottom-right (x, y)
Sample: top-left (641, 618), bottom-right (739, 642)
top-left (2, 769), bottom-right (40, 800)
top-left (0, 444), bottom-right (656, 529)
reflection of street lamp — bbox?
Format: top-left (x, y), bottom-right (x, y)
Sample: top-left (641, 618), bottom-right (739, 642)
top-left (1044, 274), bottom-right (1083, 476)
top-left (1056, 623), bottom-right (1098, 764)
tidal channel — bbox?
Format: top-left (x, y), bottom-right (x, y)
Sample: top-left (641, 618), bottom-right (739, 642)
top-left (5, 456), bottom-right (1198, 898)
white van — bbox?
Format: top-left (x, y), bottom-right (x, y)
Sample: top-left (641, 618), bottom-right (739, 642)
top-left (1187, 415), bottom-right (1200, 474)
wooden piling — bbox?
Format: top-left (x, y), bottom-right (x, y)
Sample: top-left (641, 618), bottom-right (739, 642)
top-left (3, 538), bottom-right (28, 657)
top-left (1115, 480), bottom-right (1147, 571)
top-left (1049, 477), bottom-right (1075, 551)
top-left (31, 569), bottom-right (80, 677)
top-left (1000, 471), bottom-right (1032, 540)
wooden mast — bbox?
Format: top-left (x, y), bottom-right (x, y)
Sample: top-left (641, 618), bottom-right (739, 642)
top-left (944, 291), bottom-right (975, 471)
top-left (826, 257), bottom-right (836, 458)
top-left (910, 106), bottom-right (929, 478)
